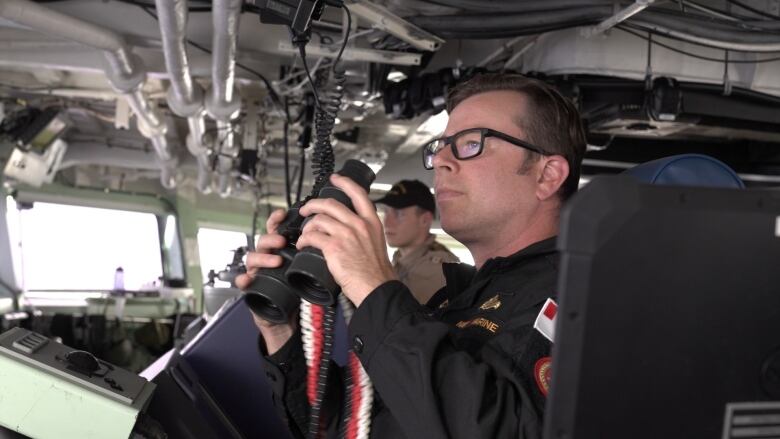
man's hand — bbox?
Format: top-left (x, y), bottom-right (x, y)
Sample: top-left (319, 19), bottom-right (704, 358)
top-left (236, 209), bottom-right (297, 354)
top-left (297, 174), bottom-right (397, 307)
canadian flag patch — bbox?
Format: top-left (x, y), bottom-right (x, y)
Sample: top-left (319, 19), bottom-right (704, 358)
top-left (533, 298), bottom-right (558, 342)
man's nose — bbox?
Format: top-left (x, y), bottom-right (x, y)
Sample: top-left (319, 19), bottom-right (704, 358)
top-left (431, 143), bottom-right (456, 171)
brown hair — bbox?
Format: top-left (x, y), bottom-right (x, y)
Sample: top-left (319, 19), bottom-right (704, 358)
top-left (446, 73), bottom-right (586, 200)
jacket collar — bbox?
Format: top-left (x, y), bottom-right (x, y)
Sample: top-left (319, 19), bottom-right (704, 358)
top-left (434, 237), bottom-right (558, 311)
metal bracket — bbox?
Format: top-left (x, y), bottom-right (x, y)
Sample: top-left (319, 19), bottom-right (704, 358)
top-left (114, 98), bottom-right (130, 130)
top-left (344, 0), bottom-right (444, 52)
top-left (278, 41), bottom-right (421, 66)
top-left (586, 0), bottom-right (654, 36)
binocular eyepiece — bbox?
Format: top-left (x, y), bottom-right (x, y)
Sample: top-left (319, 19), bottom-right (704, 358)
top-left (243, 159), bottom-right (376, 323)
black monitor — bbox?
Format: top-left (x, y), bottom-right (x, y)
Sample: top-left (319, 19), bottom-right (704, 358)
top-left (546, 176), bottom-right (780, 439)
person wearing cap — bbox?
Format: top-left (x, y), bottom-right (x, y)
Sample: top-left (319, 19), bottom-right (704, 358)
top-left (374, 180), bottom-right (459, 304)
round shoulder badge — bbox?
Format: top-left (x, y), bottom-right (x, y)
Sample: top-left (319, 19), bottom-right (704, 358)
top-left (534, 357), bottom-right (552, 396)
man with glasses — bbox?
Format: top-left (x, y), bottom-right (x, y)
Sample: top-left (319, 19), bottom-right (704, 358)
top-left (374, 179), bottom-right (459, 304)
top-left (238, 73), bottom-right (586, 438)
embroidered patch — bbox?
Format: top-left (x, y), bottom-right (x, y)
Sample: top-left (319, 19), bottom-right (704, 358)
top-left (479, 294), bottom-right (502, 311)
top-left (534, 357), bottom-right (552, 396)
top-left (455, 317), bottom-right (500, 333)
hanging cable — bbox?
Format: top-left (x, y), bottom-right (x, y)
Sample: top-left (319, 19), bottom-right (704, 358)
top-left (283, 97), bottom-right (293, 208)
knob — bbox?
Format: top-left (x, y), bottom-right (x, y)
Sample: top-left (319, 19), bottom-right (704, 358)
top-left (65, 350), bottom-right (100, 374)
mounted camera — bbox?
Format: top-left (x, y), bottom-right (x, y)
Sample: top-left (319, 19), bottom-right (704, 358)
top-left (1, 107), bottom-right (69, 187)
top-left (253, 0), bottom-right (325, 34)
top-left (243, 159), bottom-right (375, 323)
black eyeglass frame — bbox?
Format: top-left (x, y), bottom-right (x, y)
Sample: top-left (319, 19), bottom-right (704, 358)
top-left (422, 127), bottom-right (549, 170)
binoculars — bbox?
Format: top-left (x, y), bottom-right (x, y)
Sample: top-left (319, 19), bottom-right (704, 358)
top-left (243, 159), bottom-right (376, 323)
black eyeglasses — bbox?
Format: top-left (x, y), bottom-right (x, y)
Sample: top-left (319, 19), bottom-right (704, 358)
top-left (422, 127), bottom-right (549, 170)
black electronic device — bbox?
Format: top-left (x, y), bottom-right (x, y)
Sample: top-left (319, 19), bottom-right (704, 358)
top-left (0, 107), bottom-right (68, 153)
top-left (243, 159), bottom-right (375, 322)
top-left (142, 295), bottom-right (297, 439)
top-left (545, 175), bottom-right (780, 439)
top-left (253, 0), bottom-right (324, 34)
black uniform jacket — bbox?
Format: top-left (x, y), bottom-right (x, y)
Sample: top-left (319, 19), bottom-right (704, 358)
top-left (261, 237), bottom-right (558, 439)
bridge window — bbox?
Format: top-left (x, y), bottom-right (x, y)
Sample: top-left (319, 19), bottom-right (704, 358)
top-left (6, 201), bottom-right (163, 291)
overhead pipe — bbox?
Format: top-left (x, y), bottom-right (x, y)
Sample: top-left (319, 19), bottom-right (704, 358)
top-left (0, 0), bottom-right (178, 189)
top-left (207, 0), bottom-right (242, 122)
top-left (155, 0), bottom-right (212, 193)
top-left (208, 0), bottom-right (243, 197)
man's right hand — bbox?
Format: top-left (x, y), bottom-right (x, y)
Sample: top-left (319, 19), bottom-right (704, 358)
top-left (235, 208), bottom-right (297, 355)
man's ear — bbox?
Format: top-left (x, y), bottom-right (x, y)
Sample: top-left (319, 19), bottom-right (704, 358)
top-left (420, 210), bottom-right (434, 227)
top-left (536, 155), bottom-right (569, 201)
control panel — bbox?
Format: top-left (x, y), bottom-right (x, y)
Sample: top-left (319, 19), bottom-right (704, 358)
top-left (0, 327), bottom-right (156, 439)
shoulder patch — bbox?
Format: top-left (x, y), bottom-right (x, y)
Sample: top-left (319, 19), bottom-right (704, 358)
top-left (534, 357), bottom-right (552, 396)
top-left (479, 294), bottom-right (501, 311)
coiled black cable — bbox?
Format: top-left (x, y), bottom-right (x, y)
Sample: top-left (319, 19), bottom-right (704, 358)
top-left (310, 65), bottom-right (345, 195)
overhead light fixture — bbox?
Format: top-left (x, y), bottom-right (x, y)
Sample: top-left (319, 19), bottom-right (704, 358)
top-left (394, 110), bottom-right (449, 155)
top-left (355, 147), bottom-right (388, 175)
top-left (370, 182), bottom-right (393, 192)
top-left (417, 110), bottom-right (449, 136)
top-left (387, 70), bottom-right (407, 82)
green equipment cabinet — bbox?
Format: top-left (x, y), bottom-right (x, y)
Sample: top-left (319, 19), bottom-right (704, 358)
top-left (0, 327), bottom-right (156, 438)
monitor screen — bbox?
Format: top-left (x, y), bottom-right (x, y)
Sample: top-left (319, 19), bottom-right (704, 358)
top-left (546, 176), bottom-right (780, 439)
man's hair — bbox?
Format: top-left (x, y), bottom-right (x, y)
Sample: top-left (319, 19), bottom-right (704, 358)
top-left (446, 73), bottom-right (587, 200)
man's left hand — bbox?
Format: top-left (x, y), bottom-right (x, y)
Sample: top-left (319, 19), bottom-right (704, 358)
top-left (297, 174), bottom-right (397, 307)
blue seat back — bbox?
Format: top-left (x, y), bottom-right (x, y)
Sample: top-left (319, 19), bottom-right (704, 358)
top-left (624, 154), bottom-right (744, 188)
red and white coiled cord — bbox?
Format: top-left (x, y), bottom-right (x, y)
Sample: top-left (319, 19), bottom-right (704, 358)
top-left (301, 296), bottom-right (373, 439)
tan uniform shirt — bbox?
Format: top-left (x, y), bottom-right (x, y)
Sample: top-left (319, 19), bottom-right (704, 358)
top-left (392, 235), bottom-right (460, 304)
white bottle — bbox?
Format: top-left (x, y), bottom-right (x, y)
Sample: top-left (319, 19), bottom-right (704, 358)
top-left (113, 266), bottom-right (125, 291)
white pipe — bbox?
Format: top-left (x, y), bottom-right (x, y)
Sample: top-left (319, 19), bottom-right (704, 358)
top-left (155, 0), bottom-right (202, 115)
top-left (0, 0), bottom-right (136, 82)
top-left (155, 0), bottom-right (212, 193)
top-left (0, 0), bottom-right (178, 189)
top-left (206, 0), bottom-right (242, 122)
top-left (207, 0), bottom-right (242, 196)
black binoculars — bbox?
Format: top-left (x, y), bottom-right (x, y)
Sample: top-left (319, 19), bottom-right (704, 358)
top-left (243, 159), bottom-right (376, 323)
